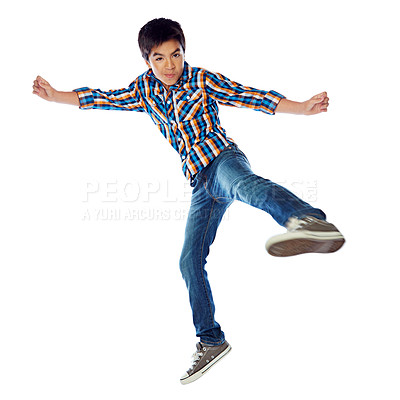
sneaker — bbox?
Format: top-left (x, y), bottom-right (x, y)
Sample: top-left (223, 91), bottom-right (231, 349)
top-left (265, 216), bottom-right (345, 257)
top-left (180, 341), bottom-right (232, 385)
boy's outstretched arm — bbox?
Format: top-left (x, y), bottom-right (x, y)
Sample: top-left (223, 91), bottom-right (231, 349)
top-left (275, 92), bottom-right (329, 115)
top-left (33, 75), bottom-right (145, 112)
top-left (33, 76), bottom-right (79, 106)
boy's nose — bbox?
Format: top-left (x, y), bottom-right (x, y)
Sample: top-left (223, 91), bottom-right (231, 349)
top-left (166, 59), bottom-right (175, 69)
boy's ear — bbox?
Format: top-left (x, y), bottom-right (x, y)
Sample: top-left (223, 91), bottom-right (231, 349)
top-left (145, 60), bottom-right (151, 69)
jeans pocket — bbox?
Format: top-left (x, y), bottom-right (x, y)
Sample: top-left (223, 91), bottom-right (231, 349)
top-left (203, 175), bottom-right (232, 204)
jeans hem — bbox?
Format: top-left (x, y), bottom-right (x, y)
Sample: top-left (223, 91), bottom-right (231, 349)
top-left (200, 338), bottom-right (225, 346)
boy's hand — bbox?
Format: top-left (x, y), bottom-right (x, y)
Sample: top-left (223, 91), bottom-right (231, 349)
top-left (32, 76), bottom-right (57, 101)
top-left (32, 77), bottom-right (79, 106)
top-left (303, 92), bottom-right (329, 115)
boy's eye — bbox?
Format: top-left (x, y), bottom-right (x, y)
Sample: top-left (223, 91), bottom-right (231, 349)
top-left (173, 53), bottom-right (181, 58)
top-left (155, 57), bottom-right (163, 62)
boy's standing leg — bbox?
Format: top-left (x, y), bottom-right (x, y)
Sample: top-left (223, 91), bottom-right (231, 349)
top-left (179, 165), bottom-right (233, 385)
top-left (179, 177), bottom-right (231, 347)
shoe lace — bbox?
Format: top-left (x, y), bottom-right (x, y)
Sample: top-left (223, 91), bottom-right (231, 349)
top-left (286, 217), bottom-right (309, 232)
top-left (189, 347), bottom-right (204, 370)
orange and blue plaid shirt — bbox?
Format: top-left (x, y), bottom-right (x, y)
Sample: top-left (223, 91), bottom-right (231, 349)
top-left (73, 61), bottom-right (285, 181)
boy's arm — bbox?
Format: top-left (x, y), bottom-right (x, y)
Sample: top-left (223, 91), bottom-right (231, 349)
top-left (205, 70), bottom-right (329, 116)
top-left (33, 76), bottom-right (145, 112)
top-left (275, 92), bottom-right (329, 115)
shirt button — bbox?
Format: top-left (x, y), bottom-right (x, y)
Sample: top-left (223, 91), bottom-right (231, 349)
top-left (186, 96), bottom-right (190, 100)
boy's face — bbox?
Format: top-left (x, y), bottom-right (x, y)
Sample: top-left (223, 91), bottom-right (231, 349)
top-left (145, 39), bottom-right (185, 90)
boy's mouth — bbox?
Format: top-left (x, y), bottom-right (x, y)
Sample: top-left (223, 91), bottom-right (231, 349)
top-left (165, 74), bottom-right (176, 79)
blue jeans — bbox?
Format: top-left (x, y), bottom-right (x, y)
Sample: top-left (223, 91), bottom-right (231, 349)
top-left (179, 144), bottom-right (326, 345)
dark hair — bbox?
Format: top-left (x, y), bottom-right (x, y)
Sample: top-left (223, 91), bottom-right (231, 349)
top-left (138, 18), bottom-right (186, 61)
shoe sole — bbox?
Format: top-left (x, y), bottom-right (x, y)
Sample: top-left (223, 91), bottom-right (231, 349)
top-left (266, 233), bottom-right (345, 257)
top-left (180, 344), bottom-right (232, 385)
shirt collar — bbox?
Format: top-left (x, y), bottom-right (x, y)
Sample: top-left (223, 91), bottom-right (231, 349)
top-left (146, 61), bottom-right (192, 94)
top-left (177, 61), bottom-right (192, 86)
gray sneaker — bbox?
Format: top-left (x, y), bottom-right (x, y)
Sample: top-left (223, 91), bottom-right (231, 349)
top-left (180, 341), bottom-right (232, 385)
top-left (265, 216), bottom-right (345, 257)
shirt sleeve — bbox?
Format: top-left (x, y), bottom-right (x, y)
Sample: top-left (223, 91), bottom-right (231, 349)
top-left (73, 78), bottom-right (145, 112)
top-left (205, 70), bottom-right (285, 115)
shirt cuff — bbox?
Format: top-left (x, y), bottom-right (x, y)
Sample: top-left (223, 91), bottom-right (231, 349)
top-left (261, 90), bottom-right (286, 115)
top-left (73, 87), bottom-right (95, 109)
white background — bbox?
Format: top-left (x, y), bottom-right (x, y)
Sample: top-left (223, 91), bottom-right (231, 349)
top-left (1, 0), bottom-right (399, 399)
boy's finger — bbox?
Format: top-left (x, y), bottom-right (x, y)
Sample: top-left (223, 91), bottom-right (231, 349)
top-left (311, 93), bottom-right (324, 103)
top-left (38, 77), bottom-right (49, 87)
top-left (315, 91), bottom-right (327, 99)
top-left (311, 96), bottom-right (324, 104)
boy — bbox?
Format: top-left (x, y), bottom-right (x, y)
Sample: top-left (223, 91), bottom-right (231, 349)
top-left (32, 18), bottom-right (345, 384)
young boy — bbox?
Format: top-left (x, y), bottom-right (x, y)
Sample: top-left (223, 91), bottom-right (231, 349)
top-left (33, 18), bottom-right (345, 384)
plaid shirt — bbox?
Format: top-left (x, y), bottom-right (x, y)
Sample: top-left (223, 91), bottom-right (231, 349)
top-left (73, 61), bottom-right (285, 181)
